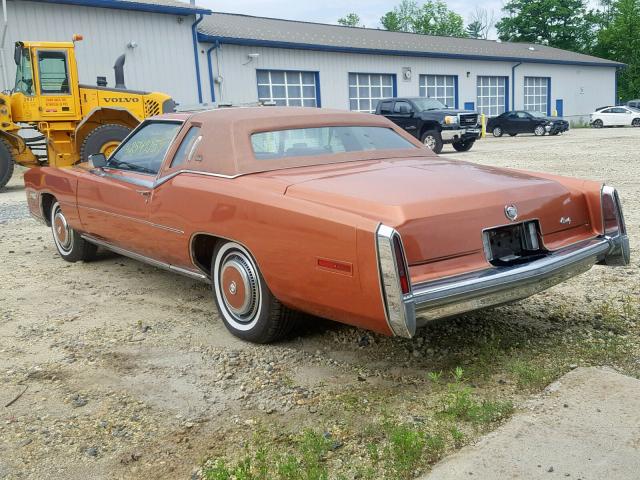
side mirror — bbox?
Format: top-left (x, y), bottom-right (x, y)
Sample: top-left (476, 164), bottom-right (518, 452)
top-left (88, 153), bottom-right (107, 168)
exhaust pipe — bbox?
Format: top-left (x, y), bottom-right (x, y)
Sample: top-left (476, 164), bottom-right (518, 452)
top-left (114, 54), bottom-right (126, 89)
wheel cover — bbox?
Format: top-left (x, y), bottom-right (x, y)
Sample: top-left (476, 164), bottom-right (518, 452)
top-left (423, 135), bottom-right (436, 150)
top-left (214, 244), bottom-right (262, 331)
top-left (52, 206), bottom-right (73, 254)
top-left (535, 126), bottom-right (544, 135)
top-left (493, 127), bottom-right (502, 136)
top-left (100, 141), bottom-right (120, 158)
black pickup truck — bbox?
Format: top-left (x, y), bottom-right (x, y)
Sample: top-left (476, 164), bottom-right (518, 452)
top-left (375, 97), bottom-right (481, 153)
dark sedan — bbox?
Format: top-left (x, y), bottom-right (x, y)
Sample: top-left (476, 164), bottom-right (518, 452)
top-left (487, 111), bottom-right (569, 137)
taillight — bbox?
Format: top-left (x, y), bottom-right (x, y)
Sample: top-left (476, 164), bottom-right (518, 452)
top-left (375, 224), bottom-right (415, 338)
top-left (601, 186), bottom-right (626, 237)
top-left (393, 235), bottom-right (410, 294)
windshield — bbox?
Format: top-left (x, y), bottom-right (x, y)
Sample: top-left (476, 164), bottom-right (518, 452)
top-left (14, 47), bottom-right (34, 95)
top-left (412, 98), bottom-right (448, 111)
top-left (251, 126), bottom-right (416, 160)
top-left (528, 111), bottom-right (549, 118)
top-left (108, 121), bottom-right (182, 174)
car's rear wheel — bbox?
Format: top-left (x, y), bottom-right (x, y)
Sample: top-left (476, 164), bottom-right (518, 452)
top-left (50, 201), bottom-right (97, 262)
top-left (592, 119), bottom-right (603, 128)
top-left (534, 125), bottom-right (545, 136)
top-left (492, 126), bottom-right (503, 137)
top-left (452, 139), bottom-right (475, 152)
top-left (212, 241), bottom-right (297, 343)
top-left (632, 118), bottom-right (640, 127)
top-left (421, 130), bottom-right (443, 154)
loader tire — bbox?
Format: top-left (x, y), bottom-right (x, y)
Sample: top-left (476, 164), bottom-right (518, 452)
top-left (0, 138), bottom-right (15, 190)
top-left (79, 124), bottom-right (132, 163)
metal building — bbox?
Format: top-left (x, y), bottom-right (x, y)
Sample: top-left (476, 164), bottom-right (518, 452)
top-left (0, 0), bottom-right (210, 105)
top-left (196, 13), bottom-right (624, 120)
top-left (1, 2), bottom-right (624, 120)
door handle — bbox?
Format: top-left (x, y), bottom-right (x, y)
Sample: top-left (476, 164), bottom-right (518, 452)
top-left (136, 190), bottom-right (151, 197)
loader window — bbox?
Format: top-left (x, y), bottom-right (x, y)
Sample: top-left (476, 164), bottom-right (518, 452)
top-left (37, 51), bottom-right (70, 94)
top-left (14, 48), bottom-right (34, 95)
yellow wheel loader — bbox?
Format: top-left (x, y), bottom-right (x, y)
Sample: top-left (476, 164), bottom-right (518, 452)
top-left (0, 36), bottom-right (175, 189)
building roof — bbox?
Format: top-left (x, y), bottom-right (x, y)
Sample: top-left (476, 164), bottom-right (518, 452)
top-left (32, 0), bottom-right (211, 15)
top-left (198, 13), bottom-right (623, 68)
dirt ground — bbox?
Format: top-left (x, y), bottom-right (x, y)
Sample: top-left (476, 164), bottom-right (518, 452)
top-left (1, 128), bottom-right (638, 479)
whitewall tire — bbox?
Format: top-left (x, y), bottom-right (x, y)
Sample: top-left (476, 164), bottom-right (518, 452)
top-left (211, 241), bottom-right (297, 343)
top-left (50, 201), bottom-right (97, 262)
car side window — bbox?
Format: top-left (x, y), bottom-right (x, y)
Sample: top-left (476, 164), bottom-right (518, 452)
top-left (516, 112), bottom-right (529, 118)
top-left (107, 121), bottom-right (182, 175)
top-left (611, 107), bottom-right (627, 113)
top-left (506, 112), bottom-right (518, 118)
top-left (379, 101), bottom-right (393, 115)
top-left (600, 108), bottom-right (613, 114)
top-left (170, 126), bottom-right (201, 168)
top-left (393, 101), bottom-right (412, 114)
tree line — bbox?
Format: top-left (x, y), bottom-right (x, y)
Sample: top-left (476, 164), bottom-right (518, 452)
top-left (337, 0), bottom-right (640, 101)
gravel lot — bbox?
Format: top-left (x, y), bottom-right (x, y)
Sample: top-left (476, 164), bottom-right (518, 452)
top-left (1, 128), bottom-right (638, 479)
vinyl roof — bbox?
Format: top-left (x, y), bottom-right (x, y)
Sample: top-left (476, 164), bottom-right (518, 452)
top-left (198, 12), bottom-right (623, 68)
top-left (33, 0), bottom-right (211, 15)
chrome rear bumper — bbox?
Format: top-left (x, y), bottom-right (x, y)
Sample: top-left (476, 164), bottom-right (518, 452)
top-left (378, 233), bottom-right (629, 338)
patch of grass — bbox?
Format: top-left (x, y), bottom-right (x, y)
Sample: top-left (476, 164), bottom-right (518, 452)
top-left (508, 359), bottom-right (553, 390)
top-left (203, 430), bottom-right (332, 480)
top-left (440, 367), bottom-right (513, 425)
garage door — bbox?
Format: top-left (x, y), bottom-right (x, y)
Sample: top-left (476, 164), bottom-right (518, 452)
top-left (257, 70), bottom-right (319, 107)
top-left (476, 76), bottom-right (507, 116)
top-left (419, 74), bottom-right (457, 108)
top-left (524, 77), bottom-right (550, 114)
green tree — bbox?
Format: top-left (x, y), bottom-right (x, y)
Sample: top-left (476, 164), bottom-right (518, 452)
top-left (595, 0), bottom-right (640, 100)
top-left (496, 0), bottom-right (597, 52)
top-left (466, 20), bottom-right (484, 38)
top-left (381, 0), bottom-right (467, 37)
top-left (337, 13), bottom-right (363, 27)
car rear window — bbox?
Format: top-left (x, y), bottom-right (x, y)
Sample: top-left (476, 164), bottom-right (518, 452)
top-left (250, 126), bottom-right (416, 160)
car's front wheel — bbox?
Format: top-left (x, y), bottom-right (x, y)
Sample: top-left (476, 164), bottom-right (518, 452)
top-left (50, 201), bottom-right (97, 262)
top-left (452, 139), bottom-right (475, 152)
top-left (534, 125), bottom-right (546, 136)
top-left (212, 241), bottom-right (297, 343)
top-left (632, 118), bottom-right (640, 127)
top-left (592, 119), bottom-right (603, 128)
top-left (492, 126), bottom-right (503, 137)
top-left (421, 130), bottom-right (443, 154)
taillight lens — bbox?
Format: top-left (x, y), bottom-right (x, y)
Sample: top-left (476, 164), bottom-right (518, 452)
top-left (602, 186), bottom-right (626, 237)
top-left (393, 235), bottom-right (410, 295)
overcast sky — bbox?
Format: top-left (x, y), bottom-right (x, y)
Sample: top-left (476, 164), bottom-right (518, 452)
top-left (198, 0), bottom-right (506, 36)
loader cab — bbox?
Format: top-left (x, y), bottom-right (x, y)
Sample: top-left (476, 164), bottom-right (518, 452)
top-left (12, 41), bottom-right (81, 121)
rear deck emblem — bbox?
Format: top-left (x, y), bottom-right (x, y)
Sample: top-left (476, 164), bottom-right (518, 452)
top-left (560, 216), bottom-right (572, 225)
top-left (504, 204), bottom-right (518, 221)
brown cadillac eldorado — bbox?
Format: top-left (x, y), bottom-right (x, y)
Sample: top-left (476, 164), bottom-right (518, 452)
top-left (24, 108), bottom-right (630, 343)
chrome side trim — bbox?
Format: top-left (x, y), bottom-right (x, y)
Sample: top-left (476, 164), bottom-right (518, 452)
top-left (155, 169), bottom-right (242, 188)
top-left (81, 234), bottom-right (209, 283)
top-left (409, 236), bottom-right (612, 324)
top-left (90, 169), bottom-right (155, 188)
top-left (78, 206), bottom-right (184, 234)
top-left (375, 224), bottom-right (416, 339)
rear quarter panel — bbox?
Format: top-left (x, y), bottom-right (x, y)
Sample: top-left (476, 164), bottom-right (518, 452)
top-left (148, 174), bottom-right (391, 335)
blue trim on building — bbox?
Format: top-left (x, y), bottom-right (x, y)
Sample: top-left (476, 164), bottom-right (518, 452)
top-left (511, 62), bottom-right (521, 110)
top-left (392, 74), bottom-right (398, 97)
top-left (546, 77), bottom-right (552, 116)
top-left (504, 76), bottom-right (510, 114)
top-left (314, 72), bottom-right (322, 107)
top-left (255, 69), bottom-right (322, 107)
top-left (453, 75), bottom-right (459, 109)
top-left (32, 0), bottom-right (211, 15)
top-left (206, 42), bottom-right (219, 103)
top-left (197, 33), bottom-right (625, 68)
top-left (555, 99), bottom-right (563, 117)
top-left (464, 102), bottom-right (475, 111)
top-left (192, 14), bottom-right (205, 103)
